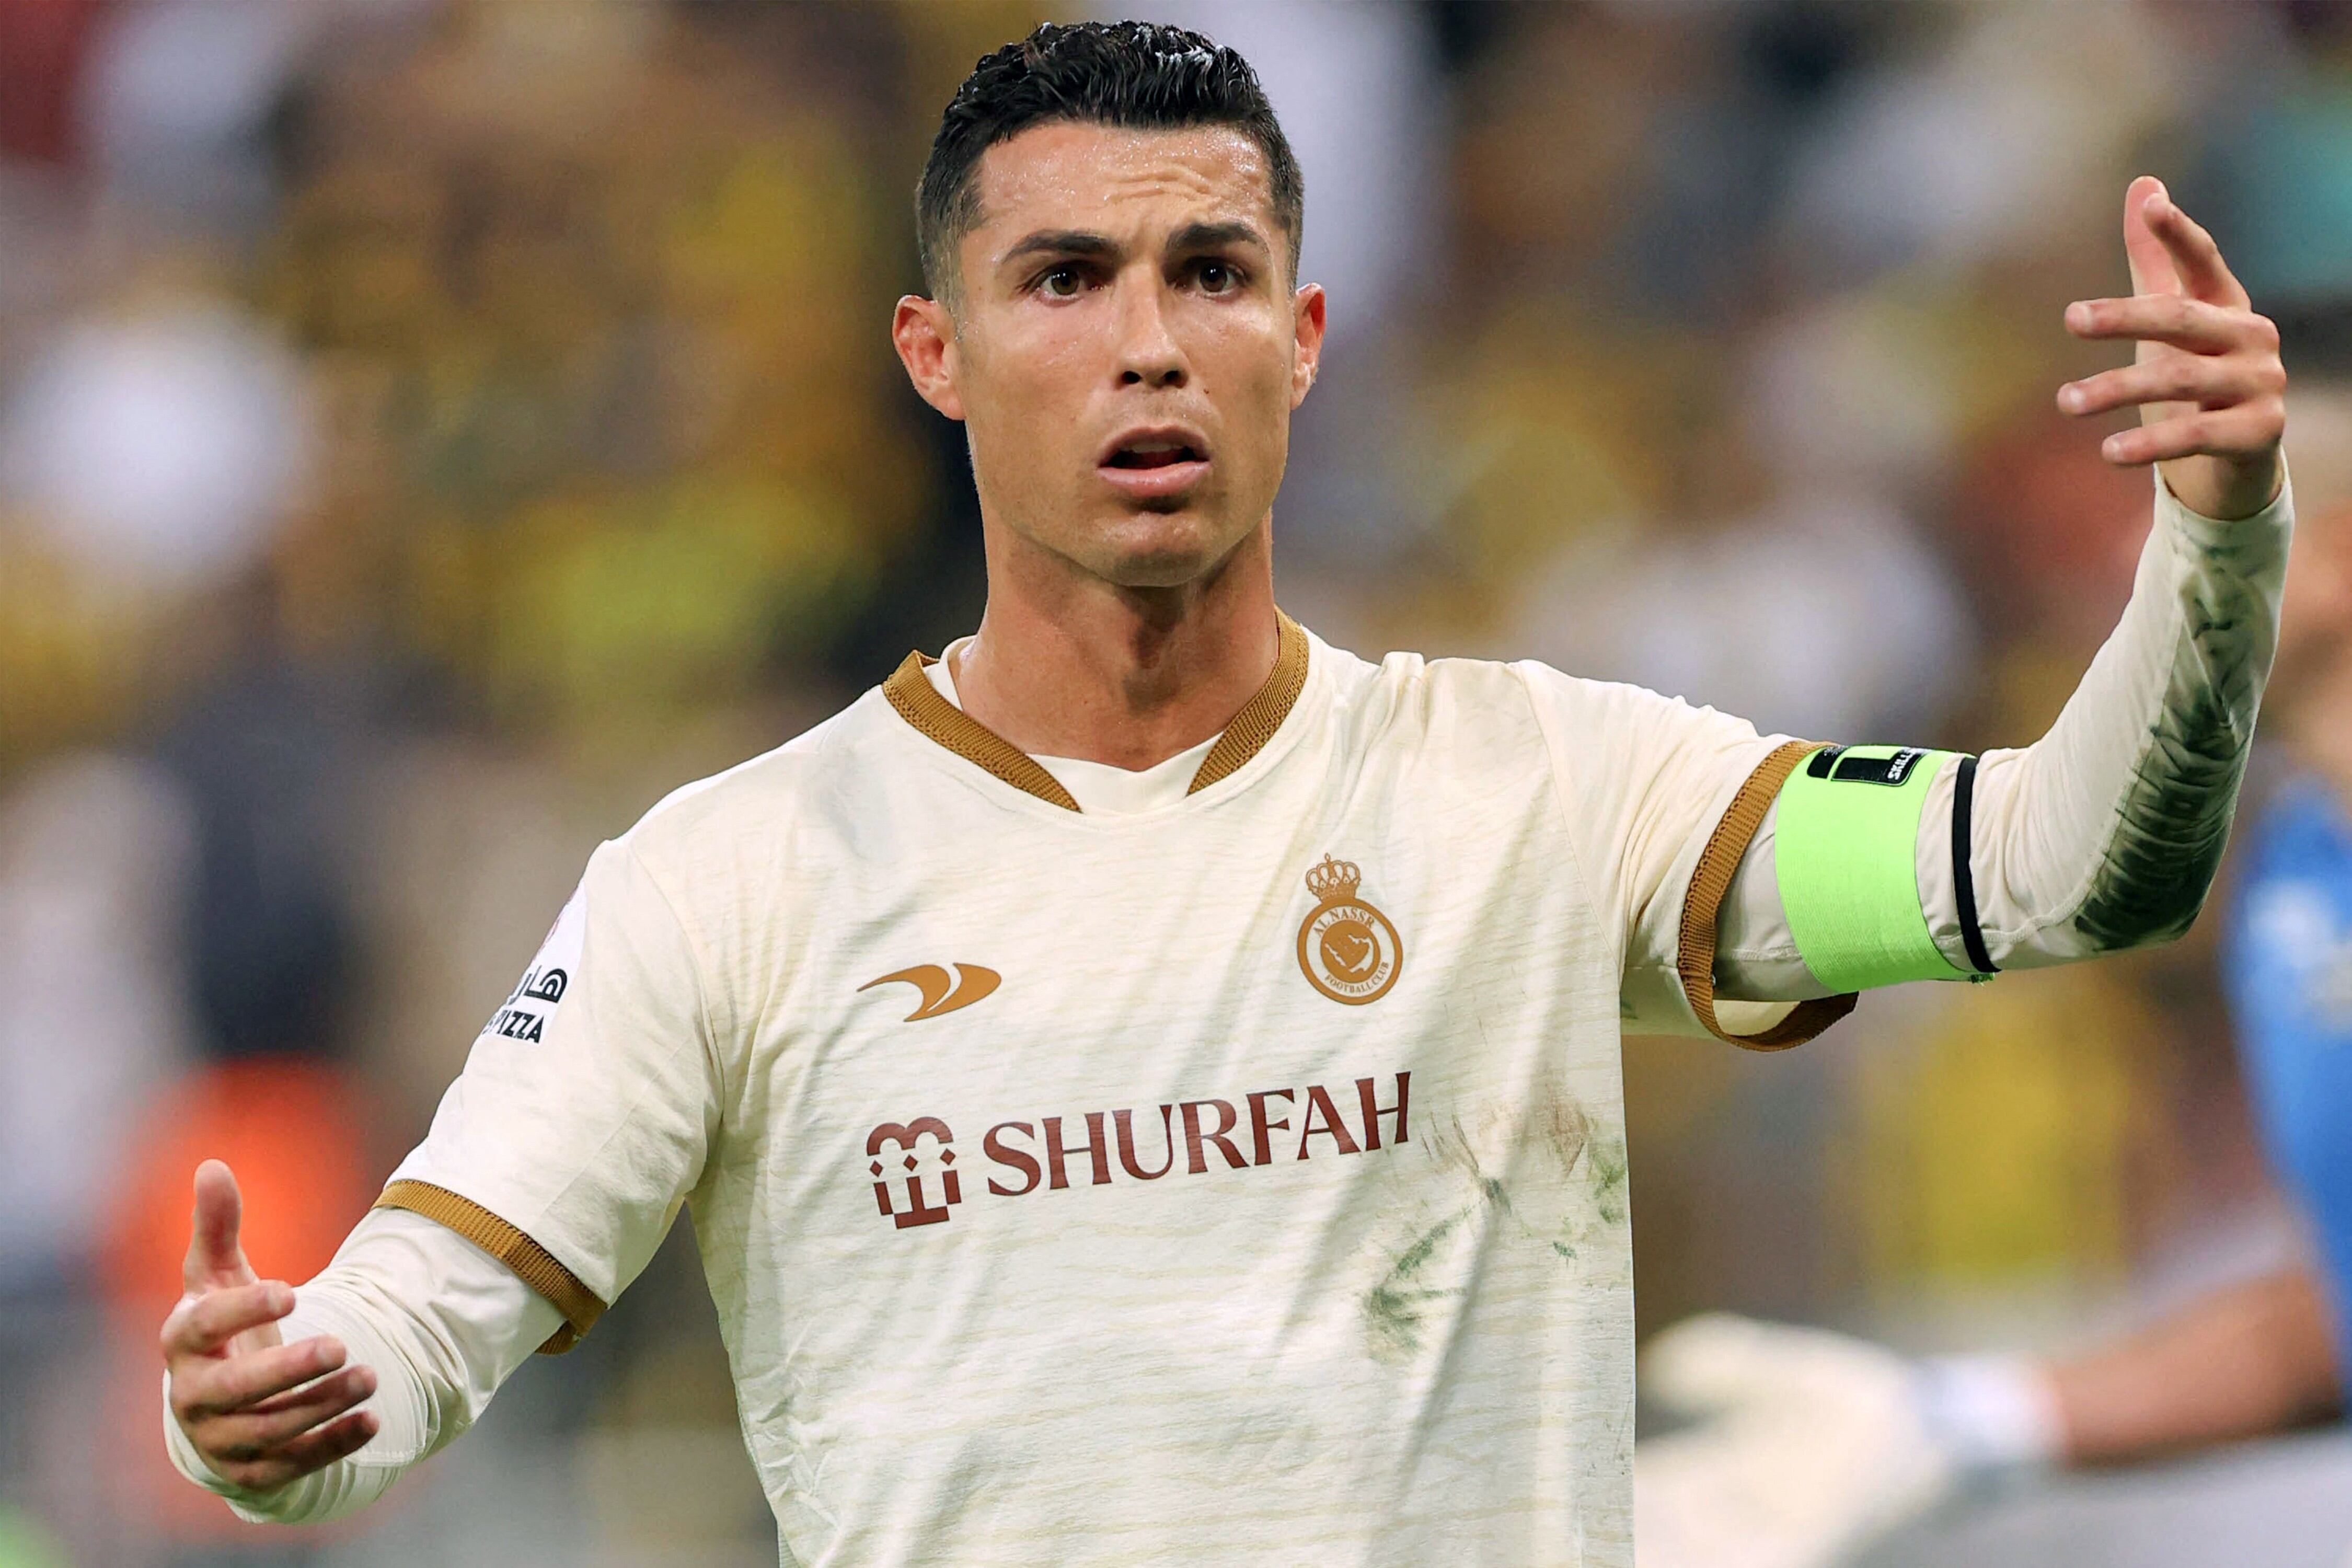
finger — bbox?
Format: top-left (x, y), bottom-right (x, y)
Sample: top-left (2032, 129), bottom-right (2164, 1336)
top-left (174, 1335), bottom-right (349, 1420)
top-left (2063, 294), bottom-right (2262, 355)
top-left (2059, 354), bottom-right (2279, 419)
top-left (2145, 189), bottom-right (2250, 309)
top-left (268, 1408), bottom-right (384, 1482)
top-left (214, 1409), bottom-right (379, 1493)
top-left (164, 1281), bottom-right (294, 1358)
top-left (201, 1366), bottom-right (378, 1460)
top-left (2101, 402), bottom-right (2285, 466)
top-left (185, 1160), bottom-right (252, 1291)
top-left (245, 1358), bottom-right (373, 1419)
top-left (2121, 175), bottom-right (2181, 299)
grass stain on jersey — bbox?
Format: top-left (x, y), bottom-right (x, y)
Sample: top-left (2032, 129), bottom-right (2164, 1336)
top-left (2074, 534), bottom-right (2272, 952)
top-left (1585, 1136), bottom-right (1629, 1227)
top-left (1364, 1209), bottom-right (1467, 1359)
top-left (1361, 1094), bottom-right (1630, 1359)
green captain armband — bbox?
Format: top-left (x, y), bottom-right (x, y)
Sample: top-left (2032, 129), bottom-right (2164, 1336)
top-left (1773, 744), bottom-right (1975, 992)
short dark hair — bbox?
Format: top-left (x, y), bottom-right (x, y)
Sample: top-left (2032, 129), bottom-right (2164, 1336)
top-left (916, 21), bottom-right (1304, 303)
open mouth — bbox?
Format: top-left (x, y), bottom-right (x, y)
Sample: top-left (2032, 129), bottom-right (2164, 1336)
top-left (1097, 426), bottom-right (1211, 499)
top-left (1105, 439), bottom-right (1205, 470)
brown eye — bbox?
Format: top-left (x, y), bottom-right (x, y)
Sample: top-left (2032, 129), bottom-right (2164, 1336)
top-left (1042, 266), bottom-right (1081, 297)
top-left (1198, 261), bottom-right (1236, 294)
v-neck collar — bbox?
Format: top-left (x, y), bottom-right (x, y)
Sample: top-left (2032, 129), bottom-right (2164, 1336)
top-left (881, 612), bottom-right (1311, 813)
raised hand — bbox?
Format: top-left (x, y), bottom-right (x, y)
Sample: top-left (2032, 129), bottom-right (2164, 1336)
top-left (162, 1160), bottom-right (378, 1491)
top-left (2059, 175), bottom-right (2287, 522)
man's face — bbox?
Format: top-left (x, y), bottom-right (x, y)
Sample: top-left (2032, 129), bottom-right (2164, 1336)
top-left (895, 122), bottom-right (1323, 589)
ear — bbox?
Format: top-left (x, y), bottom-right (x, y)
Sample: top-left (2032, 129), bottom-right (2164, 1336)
top-left (1289, 283), bottom-right (1327, 410)
top-left (893, 295), bottom-right (965, 421)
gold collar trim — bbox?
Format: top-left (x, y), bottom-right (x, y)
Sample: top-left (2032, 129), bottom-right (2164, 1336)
top-left (881, 613), bottom-right (1311, 813)
top-left (1187, 612), bottom-right (1310, 794)
top-left (882, 654), bottom-right (1083, 812)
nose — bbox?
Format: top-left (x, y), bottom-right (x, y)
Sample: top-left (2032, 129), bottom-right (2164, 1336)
top-left (1115, 281), bottom-right (1187, 390)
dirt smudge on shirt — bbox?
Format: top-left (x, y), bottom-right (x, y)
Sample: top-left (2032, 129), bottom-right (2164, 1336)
top-left (1360, 1088), bottom-right (1627, 1360)
top-left (2074, 532), bottom-right (2272, 951)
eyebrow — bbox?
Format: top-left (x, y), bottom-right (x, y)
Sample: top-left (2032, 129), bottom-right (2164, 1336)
top-left (996, 219), bottom-right (1274, 272)
top-left (999, 229), bottom-right (1121, 268)
top-left (1168, 220), bottom-right (1270, 256)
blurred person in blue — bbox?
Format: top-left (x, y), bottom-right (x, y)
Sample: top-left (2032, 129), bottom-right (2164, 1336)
top-left (1635, 385), bottom-right (2352, 1568)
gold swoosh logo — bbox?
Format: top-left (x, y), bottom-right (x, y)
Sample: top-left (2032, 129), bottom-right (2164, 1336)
top-left (859, 962), bottom-right (1001, 1022)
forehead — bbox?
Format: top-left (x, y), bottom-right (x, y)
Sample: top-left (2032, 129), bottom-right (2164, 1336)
top-left (968, 121), bottom-right (1277, 241)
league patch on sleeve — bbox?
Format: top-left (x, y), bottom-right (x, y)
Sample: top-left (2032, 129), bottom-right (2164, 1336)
top-left (482, 884), bottom-right (586, 1045)
top-left (1804, 745), bottom-right (1931, 786)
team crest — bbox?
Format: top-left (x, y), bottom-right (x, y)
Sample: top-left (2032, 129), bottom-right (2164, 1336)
top-left (1296, 856), bottom-right (1402, 1005)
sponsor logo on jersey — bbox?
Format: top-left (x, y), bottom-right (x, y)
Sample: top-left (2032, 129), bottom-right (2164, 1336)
top-left (485, 964), bottom-right (568, 1042)
top-left (859, 1073), bottom-right (1410, 1232)
top-left (868, 1117), bottom-right (961, 1228)
top-left (859, 962), bottom-right (1001, 1021)
top-left (1296, 856), bottom-right (1401, 1005)
top-left (480, 885), bottom-right (586, 1045)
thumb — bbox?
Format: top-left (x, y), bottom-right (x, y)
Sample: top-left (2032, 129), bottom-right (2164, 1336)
top-left (183, 1159), bottom-right (256, 1292)
top-left (2121, 174), bottom-right (2181, 299)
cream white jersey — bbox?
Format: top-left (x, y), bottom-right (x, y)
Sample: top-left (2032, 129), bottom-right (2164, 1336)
top-left (167, 479), bottom-right (2297, 1561)
top-left (376, 616), bottom-right (1822, 1567)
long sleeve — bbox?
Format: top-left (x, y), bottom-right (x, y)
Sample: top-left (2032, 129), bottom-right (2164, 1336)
top-left (168, 823), bottom-right (724, 1520)
top-left (164, 1207), bottom-right (560, 1524)
top-left (1713, 468), bottom-right (2292, 1001)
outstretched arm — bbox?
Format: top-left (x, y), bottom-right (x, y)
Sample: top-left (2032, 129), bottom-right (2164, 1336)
top-left (1709, 178), bottom-right (2289, 1014)
top-left (164, 831), bottom-right (725, 1521)
top-left (164, 1161), bottom-right (555, 1523)
top-left (1634, 1266), bottom-right (2343, 1568)
top-left (2050, 1265), bottom-right (2342, 1463)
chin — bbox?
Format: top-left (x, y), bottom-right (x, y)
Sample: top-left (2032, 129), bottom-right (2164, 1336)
top-left (1099, 551), bottom-right (1215, 590)
top-left (1086, 510), bottom-right (1238, 589)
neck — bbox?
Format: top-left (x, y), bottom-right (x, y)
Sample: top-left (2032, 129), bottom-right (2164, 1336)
top-left (951, 520), bottom-right (1281, 770)
top-left (2284, 653), bottom-right (2352, 809)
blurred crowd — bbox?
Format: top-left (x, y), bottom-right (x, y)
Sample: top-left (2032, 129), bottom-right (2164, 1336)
top-left (1, 2), bottom-right (2349, 1563)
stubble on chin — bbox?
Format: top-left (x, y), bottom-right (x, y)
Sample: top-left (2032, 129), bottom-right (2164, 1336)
top-left (1082, 505), bottom-right (1252, 590)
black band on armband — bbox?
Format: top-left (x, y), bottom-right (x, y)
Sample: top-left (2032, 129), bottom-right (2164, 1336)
top-left (1952, 754), bottom-right (1998, 976)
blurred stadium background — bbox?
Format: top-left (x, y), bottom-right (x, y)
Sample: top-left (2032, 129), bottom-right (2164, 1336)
top-left (2, 2), bottom-right (2350, 1564)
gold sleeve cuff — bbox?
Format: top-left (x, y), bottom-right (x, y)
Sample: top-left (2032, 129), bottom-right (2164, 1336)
top-left (374, 1180), bottom-right (608, 1355)
top-left (1677, 740), bottom-right (1859, 1051)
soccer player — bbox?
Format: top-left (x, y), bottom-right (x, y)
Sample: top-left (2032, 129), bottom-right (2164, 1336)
top-left (1631, 389), bottom-right (2352, 1568)
top-left (160, 23), bottom-right (2292, 1565)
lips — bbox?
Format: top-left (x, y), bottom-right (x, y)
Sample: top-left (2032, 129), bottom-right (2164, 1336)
top-left (1105, 439), bottom-right (1204, 469)
top-left (1098, 424), bottom-right (1212, 499)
